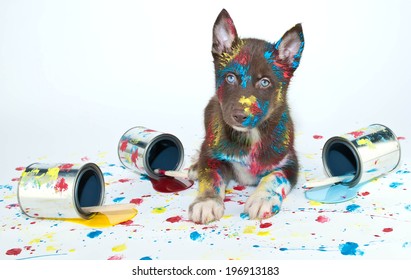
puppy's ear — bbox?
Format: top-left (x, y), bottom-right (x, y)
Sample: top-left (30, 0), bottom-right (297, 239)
top-left (276, 24), bottom-right (304, 69)
top-left (212, 9), bottom-right (239, 55)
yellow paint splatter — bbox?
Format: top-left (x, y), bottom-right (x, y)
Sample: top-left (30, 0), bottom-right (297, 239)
top-left (257, 231), bottom-right (270, 236)
top-left (276, 83), bottom-right (284, 102)
top-left (357, 138), bottom-right (376, 149)
top-left (46, 245), bottom-right (58, 252)
top-left (243, 225), bottom-right (256, 234)
top-left (46, 167), bottom-right (60, 181)
top-left (239, 95), bottom-right (257, 106)
top-left (222, 215), bottom-right (233, 219)
top-left (219, 39), bottom-right (245, 67)
top-left (112, 243), bottom-right (127, 252)
top-left (151, 207), bottom-right (166, 214)
top-left (309, 200), bottom-right (323, 206)
top-left (29, 238), bottom-right (42, 244)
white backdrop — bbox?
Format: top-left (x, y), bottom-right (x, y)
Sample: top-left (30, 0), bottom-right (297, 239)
top-left (1, 0), bottom-right (410, 180)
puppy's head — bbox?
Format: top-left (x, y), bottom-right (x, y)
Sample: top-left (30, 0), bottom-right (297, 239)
top-left (212, 9), bottom-right (304, 132)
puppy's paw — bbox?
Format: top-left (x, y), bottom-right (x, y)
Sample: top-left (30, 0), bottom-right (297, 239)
top-left (244, 191), bottom-right (282, 220)
top-left (188, 197), bottom-right (225, 224)
top-left (188, 162), bottom-right (199, 180)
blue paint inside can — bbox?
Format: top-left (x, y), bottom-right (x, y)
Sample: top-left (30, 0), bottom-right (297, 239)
top-left (77, 169), bottom-right (103, 208)
top-left (148, 139), bottom-right (180, 171)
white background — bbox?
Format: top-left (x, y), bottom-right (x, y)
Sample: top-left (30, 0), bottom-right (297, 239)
top-left (1, 0), bottom-right (410, 176)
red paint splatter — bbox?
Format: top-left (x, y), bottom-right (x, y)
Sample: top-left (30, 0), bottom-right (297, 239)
top-left (166, 216), bottom-right (183, 223)
top-left (107, 255), bottom-right (123, 260)
top-left (397, 136), bottom-right (406, 141)
top-left (348, 131), bottom-right (364, 138)
top-left (233, 185), bottom-right (246, 191)
top-left (250, 102), bottom-right (262, 115)
top-left (383, 228), bottom-right (393, 233)
top-left (120, 140), bottom-right (128, 152)
top-left (6, 204), bottom-right (19, 209)
top-left (11, 178), bottom-right (20, 182)
top-left (15, 166), bottom-right (26, 171)
top-left (360, 191), bottom-right (370, 196)
top-left (224, 197), bottom-right (232, 202)
top-left (118, 178), bottom-right (131, 183)
top-left (59, 163), bottom-right (74, 171)
top-left (260, 222), bottom-right (272, 228)
top-left (144, 129), bottom-right (157, 133)
top-left (315, 215), bottom-right (330, 223)
top-left (313, 135), bottom-right (323, 139)
top-left (119, 220), bottom-right (133, 226)
top-left (81, 156), bottom-right (90, 162)
top-left (54, 178), bottom-right (68, 192)
top-left (6, 248), bottom-right (22, 256)
top-left (130, 198), bottom-right (143, 205)
top-left (131, 150), bottom-right (139, 167)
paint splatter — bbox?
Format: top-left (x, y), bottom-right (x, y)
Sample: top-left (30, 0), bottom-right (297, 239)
top-left (15, 166), bottom-right (26, 171)
top-left (112, 243), bottom-right (127, 252)
top-left (346, 204), bottom-right (361, 212)
top-left (339, 242), bottom-right (364, 256)
top-left (151, 207), bottom-right (166, 214)
top-left (233, 185), bottom-right (246, 191)
top-left (6, 248), bottom-right (22, 256)
top-left (190, 231), bottom-right (202, 241)
top-left (140, 256), bottom-right (152, 260)
top-left (166, 216), bottom-right (183, 223)
top-left (113, 197), bottom-right (125, 203)
top-left (313, 135), bottom-right (323, 139)
top-left (54, 177), bottom-right (68, 192)
top-left (389, 182), bottom-right (403, 188)
top-left (383, 228), bottom-right (393, 233)
top-left (315, 215), bottom-right (330, 223)
top-left (130, 198), bottom-right (143, 205)
top-left (108, 255), bottom-right (123, 260)
top-left (240, 213), bottom-right (249, 219)
top-left (260, 222), bottom-right (272, 228)
top-left (405, 204), bottom-right (411, 211)
top-left (87, 230), bottom-right (103, 238)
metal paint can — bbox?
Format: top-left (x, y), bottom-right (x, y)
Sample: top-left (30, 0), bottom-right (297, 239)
top-left (17, 163), bottom-right (105, 219)
top-left (118, 126), bottom-right (185, 179)
top-left (322, 124), bottom-right (401, 187)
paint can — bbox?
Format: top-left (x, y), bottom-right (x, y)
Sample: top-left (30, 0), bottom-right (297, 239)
top-left (17, 163), bottom-right (105, 219)
top-left (305, 124), bottom-right (401, 203)
top-left (322, 124), bottom-right (401, 187)
top-left (118, 126), bottom-right (185, 179)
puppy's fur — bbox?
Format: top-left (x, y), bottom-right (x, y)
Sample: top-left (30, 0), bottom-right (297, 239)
top-left (188, 9), bottom-right (304, 224)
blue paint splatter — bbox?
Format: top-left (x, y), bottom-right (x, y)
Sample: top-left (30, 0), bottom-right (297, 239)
top-left (140, 256), bottom-right (152, 260)
top-left (396, 170), bottom-right (410, 174)
top-left (113, 197), bottom-right (125, 203)
top-left (339, 242), bottom-right (364, 256)
top-left (346, 204), bottom-right (361, 212)
top-left (253, 245), bottom-right (260, 248)
top-left (402, 242), bottom-right (411, 248)
top-left (272, 205), bottom-right (280, 215)
top-left (190, 231), bottom-right (202, 241)
top-left (87, 230), bottom-right (103, 239)
top-left (279, 248), bottom-right (288, 251)
top-left (103, 172), bottom-right (113, 176)
top-left (140, 174), bottom-right (150, 181)
top-left (389, 182), bottom-right (403, 188)
top-left (366, 168), bottom-right (378, 173)
top-left (405, 204), bottom-right (411, 211)
top-left (240, 213), bottom-right (249, 219)
top-left (0, 185), bottom-right (13, 191)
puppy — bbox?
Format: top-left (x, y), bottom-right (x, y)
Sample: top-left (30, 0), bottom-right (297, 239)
top-left (188, 9), bottom-right (304, 224)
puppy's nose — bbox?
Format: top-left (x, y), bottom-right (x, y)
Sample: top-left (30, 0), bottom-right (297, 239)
top-left (232, 109), bottom-right (247, 123)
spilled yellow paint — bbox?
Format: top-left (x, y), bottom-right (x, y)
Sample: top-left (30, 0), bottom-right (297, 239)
top-left (112, 243), bottom-right (127, 252)
top-left (58, 208), bottom-right (137, 228)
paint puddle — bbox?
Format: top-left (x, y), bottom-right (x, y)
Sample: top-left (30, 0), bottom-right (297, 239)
top-left (149, 177), bottom-right (193, 193)
top-left (53, 208), bottom-right (138, 228)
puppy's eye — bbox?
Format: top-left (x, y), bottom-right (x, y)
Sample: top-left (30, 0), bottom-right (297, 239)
top-left (226, 74), bottom-right (237, 85)
top-left (258, 78), bottom-right (271, 88)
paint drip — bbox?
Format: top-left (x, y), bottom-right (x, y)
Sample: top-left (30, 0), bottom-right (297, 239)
top-left (149, 177), bottom-right (193, 193)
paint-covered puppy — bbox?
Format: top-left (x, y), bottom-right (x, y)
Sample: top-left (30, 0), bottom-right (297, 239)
top-left (188, 9), bottom-right (304, 224)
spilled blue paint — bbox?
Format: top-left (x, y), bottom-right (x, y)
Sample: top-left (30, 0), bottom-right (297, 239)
top-left (346, 204), bottom-right (361, 212)
top-left (339, 242), bottom-right (364, 256)
top-left (87, 230), bottom-right (103, 239)
top-left (140, 256), bottom-right (152, 260)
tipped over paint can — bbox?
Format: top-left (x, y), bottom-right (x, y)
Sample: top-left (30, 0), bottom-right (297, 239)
top-left (322, 124), bottom-right (401, 187)
top-left (118, 126), bottom-right (185, 179)
top-left (305, 124), bottom-right (401, 203)
top-left (17, 163), bottom-right (105, 219)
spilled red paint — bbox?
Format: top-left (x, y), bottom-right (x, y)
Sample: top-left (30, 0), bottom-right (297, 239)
top-left (6, 248), bottom-right (22, 256)
top-left (54, 178), bottom-right (68, 192)
top-left (315, 215), bottom-right (330, 223)
top-left (149, 177), bottom-right (193, 193)
top-left (130, 198), bottom-right (143, 205)
top-left (166, 216), bottom-right (183, 223)
top-left (15, 166), bottom-right (26, 171)
top-left (313, 135), bottom-right (323, 139)
top-left (383, 228), bottom-right (393, 233)
top-left (260, 222), bottom-right (272, 228)
top-left (233, 185), bottom-right (246, 191)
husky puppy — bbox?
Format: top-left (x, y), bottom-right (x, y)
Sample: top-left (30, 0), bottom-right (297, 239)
top-left (188, 9), bottom-right (304, 224)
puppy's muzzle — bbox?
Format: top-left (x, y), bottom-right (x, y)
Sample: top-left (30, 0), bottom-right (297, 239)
top-left (232, 109), bottom-right (247, 125)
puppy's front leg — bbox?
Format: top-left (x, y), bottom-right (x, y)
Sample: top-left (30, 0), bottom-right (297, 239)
top-left (188, 159), bottom-right (227, 224)
top-left (244, 170), bottom-right (291, 219)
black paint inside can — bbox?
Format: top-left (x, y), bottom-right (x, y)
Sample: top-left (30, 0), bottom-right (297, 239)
top-left (76, 168), bottom-right (104, 209)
